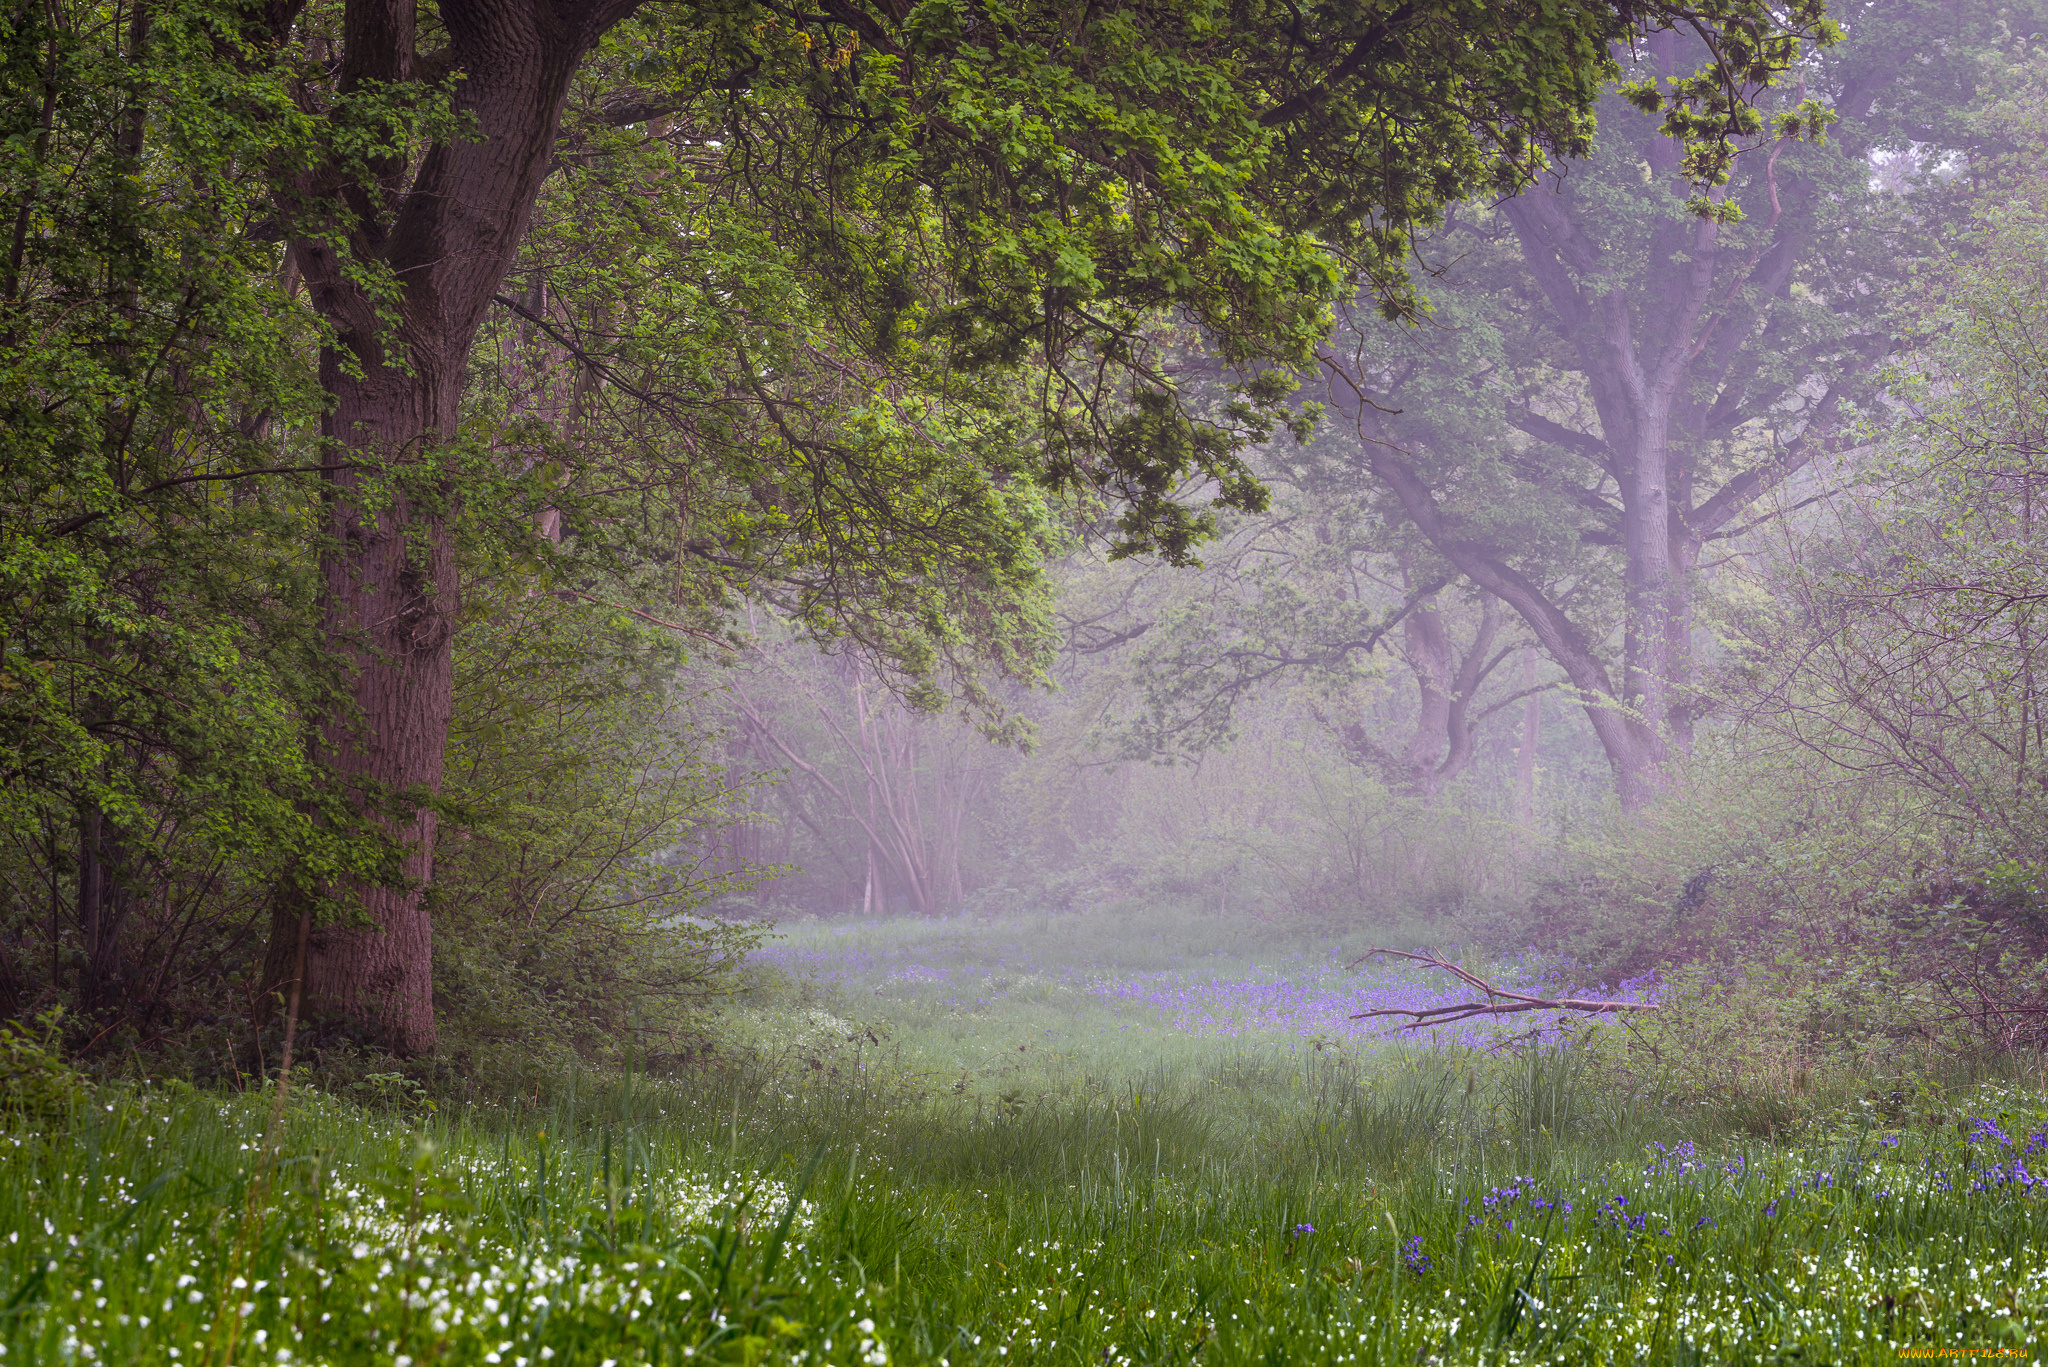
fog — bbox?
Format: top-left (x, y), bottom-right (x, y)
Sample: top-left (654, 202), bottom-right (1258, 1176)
top-left (9, 1), bottom-right (2048, 1358)
top-left (695, 3), bottom-right (2048, 1083)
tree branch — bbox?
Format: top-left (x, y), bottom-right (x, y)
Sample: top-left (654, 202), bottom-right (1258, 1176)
top-left (1347, 946), bottom-right (1658, 1029)
top-left (1257, 3), bottom-right (1418, 127)
top-left (491, 292), bottom-right (665, 410)
top-left (1504, 407), bottom-right (1621, 481)
top-left (46, 463), bottom-right (359, 536)
top-left (565, 590), bottom-right (736, 649)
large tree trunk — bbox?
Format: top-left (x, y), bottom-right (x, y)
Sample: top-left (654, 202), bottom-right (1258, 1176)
top-left (258, 361), bottom-right (461, 1052)
top-left (257, 0), bottom-right (640, 1051)
top-left (1363, 437), bottom-right (1670, 808)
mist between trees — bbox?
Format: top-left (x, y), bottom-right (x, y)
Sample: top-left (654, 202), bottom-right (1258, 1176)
top-left (1, 0), bottom-right (2046, 1094)
top-left (18, 4), bottom-right (2048, 1364)
top-left (705, 0), bottom-right (2048, 1073)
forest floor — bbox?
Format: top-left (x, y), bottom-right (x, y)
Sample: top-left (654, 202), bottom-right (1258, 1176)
top-left (6, 904), bottom-right (2048, 1364)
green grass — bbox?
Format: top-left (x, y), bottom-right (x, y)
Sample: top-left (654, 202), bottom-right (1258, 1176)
top-left (732, 902), bottom-right (1423, 1096)
top-left (8, 907), bottom-right (2048, 1364)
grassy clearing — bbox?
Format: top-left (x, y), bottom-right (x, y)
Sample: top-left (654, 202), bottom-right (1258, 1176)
top-left (8, 908), bottom-right (2048, 1364)
top-left (738, 904), bottom-right (1653, 1110)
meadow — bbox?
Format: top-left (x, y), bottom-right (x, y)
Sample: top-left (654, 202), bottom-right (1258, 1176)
top-left (6, 904), bottom-right (2048, 1365)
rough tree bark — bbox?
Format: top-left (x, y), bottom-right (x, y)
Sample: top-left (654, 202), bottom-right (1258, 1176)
top-left (257, 0), bottom-right (641, 1051)
top-left (76, 802), bottom-right (133, 1009)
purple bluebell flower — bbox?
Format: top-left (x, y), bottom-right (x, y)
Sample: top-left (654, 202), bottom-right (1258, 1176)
top-left (1969, 1117), bottom-right (2014, 1148)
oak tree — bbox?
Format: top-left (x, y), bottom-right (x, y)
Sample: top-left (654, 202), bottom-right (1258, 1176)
top-left (1323, 2), bottom-right (1999, 805)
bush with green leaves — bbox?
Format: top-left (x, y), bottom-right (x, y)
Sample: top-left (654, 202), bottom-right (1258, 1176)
top-left (422, 586), bottom-right (769, 1083)
top-left (0, 1009), bottom-right (89, 1124)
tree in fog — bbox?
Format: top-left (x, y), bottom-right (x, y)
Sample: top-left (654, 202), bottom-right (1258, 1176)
top-left (1067, 471), bottom-right (1546, 805)
top-left (1737, 126), bottom-right (2048, 858)
top-left (1326, 1), bottom-right (2007, 806)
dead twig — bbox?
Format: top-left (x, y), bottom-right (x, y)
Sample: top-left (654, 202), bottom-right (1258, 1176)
top-left (1346, 946), bottom-right (1659, 1030)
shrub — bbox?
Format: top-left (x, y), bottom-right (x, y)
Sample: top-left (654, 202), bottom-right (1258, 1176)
top-left (0, 1010), bottom-right (89, 1124)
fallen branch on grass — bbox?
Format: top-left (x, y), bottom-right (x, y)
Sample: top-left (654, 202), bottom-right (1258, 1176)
top-left (1347, 946), bottom-right (1660, 1029)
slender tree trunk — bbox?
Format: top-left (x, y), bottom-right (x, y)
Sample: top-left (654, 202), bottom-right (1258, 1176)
top-left (76, 803), bottom-right (133, 1009)
top-left (1516, 646), bottom-right (1540, 831)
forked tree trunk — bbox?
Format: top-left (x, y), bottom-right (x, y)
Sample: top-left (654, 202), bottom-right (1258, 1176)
top-left (1394, 577), bottom-right (1503, 802)
top-left (256, 0), bottom-right (640, 1052)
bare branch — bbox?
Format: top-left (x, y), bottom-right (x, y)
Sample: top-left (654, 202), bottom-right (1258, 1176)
top-left (1347, 946), bottom-right (1658, 1029)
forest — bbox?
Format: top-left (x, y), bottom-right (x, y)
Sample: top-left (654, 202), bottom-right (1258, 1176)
top-left (5, 0), bottom-right (2048, 1361)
